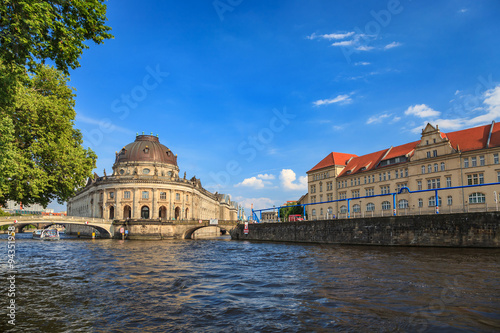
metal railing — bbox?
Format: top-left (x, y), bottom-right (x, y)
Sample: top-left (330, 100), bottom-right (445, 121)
top-left (252, 182), bottom-right (500, 222)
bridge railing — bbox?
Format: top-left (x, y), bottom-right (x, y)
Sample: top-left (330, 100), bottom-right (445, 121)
top-left (0, 215), bottom-right (113, 224)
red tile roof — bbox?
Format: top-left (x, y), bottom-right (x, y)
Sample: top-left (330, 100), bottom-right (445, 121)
top-left (446, 122), bottom-right (497, 152)
top-left (382, 141), bottom-right (419, 161)
top-left (337, 149), bottom-right (389, 177)
top-left (307, 152), bottom-right (358, 173)
top-left (313, 122), bottom-right (499, 179)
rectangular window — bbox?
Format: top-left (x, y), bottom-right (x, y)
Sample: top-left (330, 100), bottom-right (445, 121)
top-left (395, 170), bottom-right (399, 179)
top-left (383, 173), bottom-right (386, 181)
top-left (467, 173), bottom-right (484, 185)
top-left (426, 151), bottom-right (431, 158)
top-left (339, 192), bottom-right (346, 200)
top-left (366, 188), bottom-right (374, 196)
top-left (427, 178), bottom-right (441, 189)
top-left (471, 157), bottom-right (477, 167)
top-left (124, 191), bottom-right (131, 199)
top-left (433, 150), bottom-right (438, 157)
top-left (480, 155), bottom-right (485, 166)
top-left (422, 166), bottom-right (425, 174)
top-left (464, 158), bottom-right (469, 168)
top-left (109, 192), bottom-right (114, 199)
top-left (495, 153), bottom-right (499, 164)
top-left (380, 186), bottom-right (390, 195)
top-left (175, 193), bottom-right (180, 201)
top-left (142, 191), bottom-right (149, 199)
top-left (160, 192), bottom-right (167, 200)
top-left (498, 171), bottom-right (500, 183)
top-left (447, 196), bottom-right (453, 206)
top-left (379, 174), bottom-right (382, 182)
top-left (352, 190), bottom-right (360, 198)
top-left (446, 177), bottom-right (452, 187)
top-left (417, 180), bottom-right (422, 191)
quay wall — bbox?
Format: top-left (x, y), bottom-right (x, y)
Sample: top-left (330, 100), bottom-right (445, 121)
top-left (230, 212), bottom-right (500, 247)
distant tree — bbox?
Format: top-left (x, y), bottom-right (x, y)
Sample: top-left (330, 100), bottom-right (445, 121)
top-left (279, 205), bottom-right (303, 222)
top-left (0, 0), bottom-right (111, 207)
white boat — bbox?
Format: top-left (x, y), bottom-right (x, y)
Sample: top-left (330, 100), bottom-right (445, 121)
top-left (32, 229), bottom-right (44, 239)
top-left (42, 229), bottom-right (60, 241)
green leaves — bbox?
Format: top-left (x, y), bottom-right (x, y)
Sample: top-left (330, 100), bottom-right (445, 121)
top-left (0, 64), bottom-right (97, 207)
top-left (0, 0), bottom-right (113, 74)
top-left (0, 1), bottom-right (111, 207)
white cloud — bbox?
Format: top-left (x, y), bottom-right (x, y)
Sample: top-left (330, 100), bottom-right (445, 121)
top-left (384, 41), bottom-right (401, 50)
top-left (332, 40), bottom-right (354, 47)
top-left (233, 196), bottom-right (277, 211)
top-left (467, 86), bottom-right (500, 125)
top-left (313, 94), bottom-right (352, 106)
top-left (459, 8), bottom-right (468, 13)
top-left (235, 177), bottom-right (265, 189)
top-left (354, 62), bottom-right (371, 66)
top-left (257, 173), bottom-right (275, 180)
top-left (355, 45), bottom-right (375, 51)
top-left (366, 113), bottom-right (392, 124)
top-left (404, 104), bottom-right (441, 118)
top-left (279, 169), bottom-right (307, 191)
top-left (307, 32), bottom-right (355, 40)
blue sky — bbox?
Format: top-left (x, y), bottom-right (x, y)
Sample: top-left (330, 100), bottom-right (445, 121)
top-left (49, 0), bottom-right (500, 213)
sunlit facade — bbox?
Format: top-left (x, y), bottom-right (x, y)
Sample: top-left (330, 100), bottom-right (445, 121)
top-left (306, 122), bottom-right (500, 219)
top-left (68, 134), bottom-right (239, 221)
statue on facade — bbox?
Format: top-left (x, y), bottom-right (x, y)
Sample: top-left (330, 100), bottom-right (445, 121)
top-left (183, 171), bottom-right (186, 179)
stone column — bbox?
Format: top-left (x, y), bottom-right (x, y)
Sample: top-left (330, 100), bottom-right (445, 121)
top-left (151, 188), bottom-right (156, 219)
top-left (133, 188), bottom-right (139, 219)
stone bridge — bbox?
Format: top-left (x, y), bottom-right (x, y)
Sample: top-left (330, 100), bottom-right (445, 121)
top-left (0, 216), bottom-right (115, 238)
top-left (0, 216), bottom-right (240, 240)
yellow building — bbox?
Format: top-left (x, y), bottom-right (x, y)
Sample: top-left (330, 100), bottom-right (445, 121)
top-left (68, 134), bottom-right (239, 221)
top-left (306, 122), bottom-right (500, 219)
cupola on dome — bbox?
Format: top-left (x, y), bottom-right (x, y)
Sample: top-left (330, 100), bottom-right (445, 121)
top-left (114, 135), bottom-right (177, 166)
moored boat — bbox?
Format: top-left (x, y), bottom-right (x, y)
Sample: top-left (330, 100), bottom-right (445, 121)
top-left (32, 229), bottom-right (44, 239)
top-left (42, 229), bottom-right (60, 241)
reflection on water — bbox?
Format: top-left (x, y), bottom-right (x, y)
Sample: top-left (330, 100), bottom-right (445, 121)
top-left (1, 233), bottom-right (499, 332)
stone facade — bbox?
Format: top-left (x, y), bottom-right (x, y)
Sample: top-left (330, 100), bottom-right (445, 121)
top-left (68, 134), bottom-right (240, 221)
top-left (231, 212), bottom-right (500, 247)
top-left (306, 122), bottom-right (500, 219)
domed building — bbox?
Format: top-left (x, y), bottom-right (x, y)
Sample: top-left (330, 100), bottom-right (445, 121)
top-left (68, 134), bottom-right (240, 221)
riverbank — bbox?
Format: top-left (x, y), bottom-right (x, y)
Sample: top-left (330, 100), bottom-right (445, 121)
top-left (230, 212), bottom-right (500, 247)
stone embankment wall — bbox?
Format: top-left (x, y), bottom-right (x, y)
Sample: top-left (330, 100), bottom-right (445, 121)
top-left (66, 224), bottom-right (101, 238)
top-left (230, 212), bottom-right (500, 247)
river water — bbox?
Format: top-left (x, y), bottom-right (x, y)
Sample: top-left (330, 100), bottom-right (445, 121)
top-left (1, 233), bottom-right (499, 332)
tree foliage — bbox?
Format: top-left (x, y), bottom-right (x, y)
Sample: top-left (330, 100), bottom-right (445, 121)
top-left (0, 0), bottom-right (113, 73)
top-left (0, 64), bottom-right (97, 207)
top-left (279, 205), bottom-right (303, 222)
top-left (0, 0), bottom-right (112, 207)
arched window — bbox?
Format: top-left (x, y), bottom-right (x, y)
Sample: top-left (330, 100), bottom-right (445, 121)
top-left (447, 196), bottom-right (453, 206)
top-left (320, 208), bottom-right (323, 216)
top-left (382, 201), bottom-right (391, 210)
top-left (366, 203), bottom-right (375, 211)
top-left (141, 206), bottom-right (150, 219)
top-left (421, 165), bottom-right (425, 174)
top-left (109, 206), bottom-right (115, 219)
top-left (340, 205), bottom-right (347, 214)
top-left (418, 198), bottom-right (423, 207)
top-left (398, 199), bottom-right (409, 209)
top-left (441, 162), bottom-right (445, 171)
top-left (434, 163), bottom-right (438, 172)
top-left (469, 192), bottom-right (485, 203)
top-left (428, 196), bottom-right (442, 207)
top-left (312, 209), bottom-right (316, 216)
top-left (428, 165), bottom-right (432, 173)
top-left (352, 204), bottom-right (361, 213)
